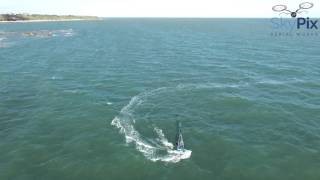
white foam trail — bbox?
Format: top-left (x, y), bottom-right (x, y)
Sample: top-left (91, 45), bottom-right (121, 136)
top-left (151, 149), bottom-right (192, 163)
top-left (111, 95), bottom-right (156, 159)
top-left (152, 127), bottom-right (192, 163)
top-left (154, 127), bottom-right (174, 149)
top-left (111, 87), bottom-right (192, 163)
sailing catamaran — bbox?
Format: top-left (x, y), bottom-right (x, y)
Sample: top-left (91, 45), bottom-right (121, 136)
top-left (175, 121), bottom-right (185, 151)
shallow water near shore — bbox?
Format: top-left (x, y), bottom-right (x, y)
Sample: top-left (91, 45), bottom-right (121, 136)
top-left (0, 19), bottom-right (320, 180)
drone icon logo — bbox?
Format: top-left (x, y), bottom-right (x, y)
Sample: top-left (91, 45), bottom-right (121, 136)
top-left (272, 2), bottom-right (314, 18)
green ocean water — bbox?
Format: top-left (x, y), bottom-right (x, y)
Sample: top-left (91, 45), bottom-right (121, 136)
top-left (0, 19), bottom-right (320, 180)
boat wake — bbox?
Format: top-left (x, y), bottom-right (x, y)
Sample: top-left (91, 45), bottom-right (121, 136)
top-left (111, 87), bottom-right (192, 163)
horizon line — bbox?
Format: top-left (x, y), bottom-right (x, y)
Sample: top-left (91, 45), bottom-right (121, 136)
top-left (2, 13), bottom-right (319, 19)
top-left (101, 16), bottom-right (320, 18)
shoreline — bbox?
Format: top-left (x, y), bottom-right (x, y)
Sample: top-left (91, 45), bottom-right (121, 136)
top-left (0, 18), bottom-right (102, 23)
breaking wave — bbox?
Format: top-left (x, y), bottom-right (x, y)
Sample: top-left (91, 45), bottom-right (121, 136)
top-left (111, 87), bottom-right (192, 163)
top-left (0, 37), bottom-right (11, 48)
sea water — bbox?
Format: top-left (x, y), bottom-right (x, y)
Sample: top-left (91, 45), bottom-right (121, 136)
top-left (0, 19), bottom-right (319, 180)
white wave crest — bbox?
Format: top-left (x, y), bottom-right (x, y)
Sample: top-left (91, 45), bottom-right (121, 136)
top-left (0, 37), bottom-right (11, 48)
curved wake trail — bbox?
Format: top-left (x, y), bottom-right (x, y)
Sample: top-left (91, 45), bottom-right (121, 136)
top-left (111, 87), bottom-right (192, 163)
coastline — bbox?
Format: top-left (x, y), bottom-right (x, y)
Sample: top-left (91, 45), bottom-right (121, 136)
top-left (0, 18), bottom-right (102, 23)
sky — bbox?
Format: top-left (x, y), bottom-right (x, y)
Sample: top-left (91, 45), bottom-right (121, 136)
top-left (0, 0), bottom-right (319, 17)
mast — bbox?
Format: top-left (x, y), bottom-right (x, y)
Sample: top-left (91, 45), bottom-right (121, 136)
top-left (176, 121), bottom-right (185, 151)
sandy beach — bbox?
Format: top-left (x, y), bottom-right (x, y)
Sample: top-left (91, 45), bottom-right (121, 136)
top-left (0, 18), bottom-right (102, 23)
